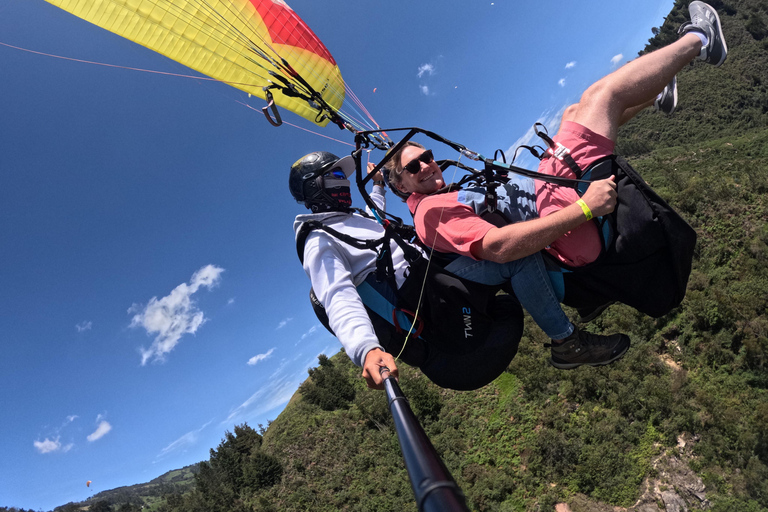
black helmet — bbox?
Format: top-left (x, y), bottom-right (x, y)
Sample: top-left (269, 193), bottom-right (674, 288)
top-left (289, 151), bottom-right (355, 212)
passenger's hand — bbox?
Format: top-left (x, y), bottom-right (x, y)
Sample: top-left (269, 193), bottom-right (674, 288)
top-left (367, 162), bottom-right (384, 183)
top-left (362, 348), bottom-right (397, 390)
top-left (580, 176), bottom-right (617, 218)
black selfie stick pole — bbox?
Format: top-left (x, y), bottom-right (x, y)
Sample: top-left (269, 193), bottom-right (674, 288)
top-left (380, 367), bottom-right (470, 512)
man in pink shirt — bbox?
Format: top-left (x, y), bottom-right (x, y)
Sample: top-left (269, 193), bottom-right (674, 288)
top-left (389, 1), bottom-right (727, 368)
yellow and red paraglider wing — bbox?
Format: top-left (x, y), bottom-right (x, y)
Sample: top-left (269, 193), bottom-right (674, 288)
top-left (43, 0), bottom-right (345, 126)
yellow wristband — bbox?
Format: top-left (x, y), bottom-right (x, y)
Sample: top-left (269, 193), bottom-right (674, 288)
top-left (576, 199), bottom-right (593, 221)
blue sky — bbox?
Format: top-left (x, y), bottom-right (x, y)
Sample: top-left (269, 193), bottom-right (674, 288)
top-left (1, 0), bottom-right (674, 509)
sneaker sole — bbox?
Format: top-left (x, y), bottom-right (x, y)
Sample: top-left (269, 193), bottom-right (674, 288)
top-left (666, 77), bottom-right (678, 115)
top-left (548, 342), bottom-right (630, 370)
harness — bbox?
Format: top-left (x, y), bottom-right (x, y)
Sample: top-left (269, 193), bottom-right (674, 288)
top-left (296, 210), bottom-right (432, 342)
top-left (295, 211), bottom-right (525, 391)
top-left (296, 209), bottom-right (422, 292)
top-left (350, 124), bottom-right (696, 318)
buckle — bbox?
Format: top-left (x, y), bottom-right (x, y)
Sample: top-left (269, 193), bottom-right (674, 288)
top-left (547, 142), bottom-right (571, 161)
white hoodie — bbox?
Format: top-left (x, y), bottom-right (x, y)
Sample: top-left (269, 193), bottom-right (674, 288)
top-left (293, 186), bottom-right (417, 366)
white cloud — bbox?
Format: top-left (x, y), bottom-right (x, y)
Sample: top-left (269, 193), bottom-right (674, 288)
top-left (300, 324), bottom-right (320, 341)
top-left (269, 356), bottom-right (291, 375)
top-left (227, 298), bottom-right (235, 305)
top-left (275, 318), bottom-right (292, 330)
top-left (227, 346), bottom-right (340, 425)
top-left (558, 78), bottom-right (566, 87)
top-left (611, 54), bottom-right (624, 67)
top-left (76, 321), bottom-right (92, 332)
top-left (33, 436), bottom-right (73, 454)
top-left (35, 416), bottom-right (80, 453)
top-left (417, 63), bottom-right (435, 78)
top-left (130, 264), bottom-right (224, 365)
top-left (419, 85), bottom-right (430, 96)
top-left (225, 376), bottom-right (299, 424)
top-left (87, 421), bottom-right (112, 442)
top-left (156, 421), bottom-right (212, 460)
top-left (565, 61), bottom-right (576, 69)
top-left (247, 348), bottom-right (275, 366)
top-left (296, 322), bottom-right (336, 346)
top-left (34, 437), bottom-right (62, 454)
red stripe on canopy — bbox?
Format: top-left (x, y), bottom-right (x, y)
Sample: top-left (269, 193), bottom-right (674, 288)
top-left (253, 0), bottom-right (337, 65)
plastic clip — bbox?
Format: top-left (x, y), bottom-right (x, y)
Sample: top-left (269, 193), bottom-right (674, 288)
top-left (548, 142), bottom-right (571, 161)
top-left (485, 186), bottom-right (498, 214)
top-left (460, 149), bottom-right (481, 161)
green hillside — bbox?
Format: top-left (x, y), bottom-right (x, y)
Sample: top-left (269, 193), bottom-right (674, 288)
top-left (617, 0), bottom-right (768, 157)
top-left (41, 0), bottom-right (768, 510)
top-left (50, 465), bottom-right (198, 512)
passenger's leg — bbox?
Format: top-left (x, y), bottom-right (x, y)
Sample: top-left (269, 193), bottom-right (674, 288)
top-left (444, 254), bottom-right (573, 339)
top-left (562, 0), bottom-right (727, 141)
top-left (536, 2), bottom-right (728, 266)
top-left (444, 254), bottom-right (631, 368)
top-left (562, 33), bottom-right (701, 143)
top-left (619, 99), bottom-right (655, 127)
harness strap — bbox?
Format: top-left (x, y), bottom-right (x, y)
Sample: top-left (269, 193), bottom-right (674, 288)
top-left (533, 123), bottom-right (584, 178)
top-left (483, 160), bottom-right (500, 213)
top-left (296, 214), bottom-right (424, 288)
top-left (296, 219), bottom-right (385, 264)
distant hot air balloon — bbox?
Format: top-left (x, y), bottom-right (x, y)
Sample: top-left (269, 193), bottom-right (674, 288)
top-left (43, 0), bottom-right (346, 127)
top-left (86, 480), bottom-right (92, 488)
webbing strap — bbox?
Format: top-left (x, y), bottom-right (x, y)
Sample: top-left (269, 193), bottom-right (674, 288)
top-left (296, 219), bottom-right (385, 264)
top-left (533, 122), bottom-right (584, 178)
top-left (296, 215), bottom-right (423, 288)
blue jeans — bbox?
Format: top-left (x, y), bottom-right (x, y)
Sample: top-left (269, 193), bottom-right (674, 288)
top-left (444, 252), bottom-right (574, 340)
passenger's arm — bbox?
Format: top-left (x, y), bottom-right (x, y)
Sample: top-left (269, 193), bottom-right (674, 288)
top-left (473, 177), bottom-right (617, 263)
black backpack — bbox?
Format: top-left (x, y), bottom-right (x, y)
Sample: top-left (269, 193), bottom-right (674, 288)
top-left (543, 155), bottom-right (696, 317)
top-left (296, 218), bottom-right (524, 391)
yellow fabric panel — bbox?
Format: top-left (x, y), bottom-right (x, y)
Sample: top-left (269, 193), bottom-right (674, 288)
top-left (45, 0), bottom-right (345, 126)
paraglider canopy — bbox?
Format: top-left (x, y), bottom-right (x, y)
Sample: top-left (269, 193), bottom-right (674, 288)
top-left (43, 0), bottom-right (346, 127)
top-left (86, 480), bottom-right (92, 487)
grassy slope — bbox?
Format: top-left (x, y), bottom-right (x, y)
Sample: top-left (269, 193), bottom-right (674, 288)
top-left (55, 465), bottom-right (198, 511)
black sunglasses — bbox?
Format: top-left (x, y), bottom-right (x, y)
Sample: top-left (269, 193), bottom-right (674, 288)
top-left (403, 149), bottom-right (434, 174)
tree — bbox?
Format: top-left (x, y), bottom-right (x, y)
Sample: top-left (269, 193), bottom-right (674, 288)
top-left (88, 501), bottom-right (113, 512)
top-left (190, 423), bottom-right (283, 511)
top-left (299, 354), bottom-right (356, 411)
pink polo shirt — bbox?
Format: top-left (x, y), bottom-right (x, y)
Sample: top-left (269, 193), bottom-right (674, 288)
top-left (407, 121), bottom-right (612, 267)
top-left (407, 191), bottom-right (495, 259)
